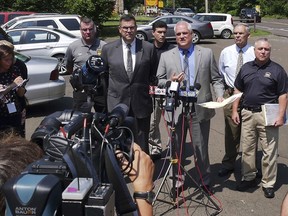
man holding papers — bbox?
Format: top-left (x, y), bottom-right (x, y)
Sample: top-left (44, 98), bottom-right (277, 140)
top-left (218, 23), bottom-right (255, 177)
top-left (232, 38), bottom-right (287, 198)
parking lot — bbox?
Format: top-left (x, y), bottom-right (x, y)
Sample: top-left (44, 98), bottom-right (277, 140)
top-left (25, 34), bottom-right (288, 215)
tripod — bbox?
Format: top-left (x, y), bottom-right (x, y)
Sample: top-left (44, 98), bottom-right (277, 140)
top-left (153, 96), bottom-right (221, 214)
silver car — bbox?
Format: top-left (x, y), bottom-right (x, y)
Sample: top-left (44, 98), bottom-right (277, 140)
top-left (136, 15), bottom-right (214, 44)
top-left (7, 27), bottom-right (78, 74)
top-left (174, 8), bottom-right (195, 17)
top-left (15, 52), bottom-right (66, 105)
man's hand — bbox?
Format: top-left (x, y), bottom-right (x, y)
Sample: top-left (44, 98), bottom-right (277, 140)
top-left (232, 111), bottom-right (240, 125)
top-left (171, 72), bottom-right (184, 82)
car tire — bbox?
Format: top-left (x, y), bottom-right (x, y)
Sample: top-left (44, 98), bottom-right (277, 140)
top-left (192, 31), bottom-right (200, 44)
top-left (136, 31), bottom-right (147, 41)
top-left (221, 29), bottom-right (232, 39)
top-left (54, 54), bottom-right (67, 75)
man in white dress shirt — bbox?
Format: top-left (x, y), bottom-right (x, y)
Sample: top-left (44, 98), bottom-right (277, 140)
top-left (218, 23), bottom-right (255, 177)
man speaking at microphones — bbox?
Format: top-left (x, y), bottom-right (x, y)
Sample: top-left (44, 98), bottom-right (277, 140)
top-left (157, 21), bottom-right (224, 195)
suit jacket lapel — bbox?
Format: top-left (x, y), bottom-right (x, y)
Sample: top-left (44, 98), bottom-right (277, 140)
top-left (171, 47), bottom-right (182, 75)
top-left (132, 39), bottom-right (143, 81)
top-left (194, 45), bottom-right (201, 84)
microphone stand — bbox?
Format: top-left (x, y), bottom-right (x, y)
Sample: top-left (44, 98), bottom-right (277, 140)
top-left (153, 89), bottom-right (221, 215)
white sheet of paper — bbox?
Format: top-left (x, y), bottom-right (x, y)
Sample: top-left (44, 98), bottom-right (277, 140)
top-left (199, 93), bottom-right (243, 109)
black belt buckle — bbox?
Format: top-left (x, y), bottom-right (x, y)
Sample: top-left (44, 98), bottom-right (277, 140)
top-left (245, 106), bottom-right (262, 113)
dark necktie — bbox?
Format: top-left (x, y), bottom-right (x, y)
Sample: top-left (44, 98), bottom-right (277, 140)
top-left (236, 49), bottom-right (243, 75)
top-left (183, 50), bottom-right (190, 88)
top-left (126, 44), bottom-right (133, 79)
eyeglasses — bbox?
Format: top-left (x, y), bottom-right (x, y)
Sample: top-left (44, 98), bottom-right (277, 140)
top-left (81, 28), bottom-right (94, 32)
top-left (120, 26), bottom-right (136, 31)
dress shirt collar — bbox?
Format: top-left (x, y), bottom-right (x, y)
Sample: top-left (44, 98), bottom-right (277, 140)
top-left (122, 38), bottom-right (136, 50)
top-left (179, 44), bottom-right (194, 56)
top-left (236, 43), bottom-right (251, 53)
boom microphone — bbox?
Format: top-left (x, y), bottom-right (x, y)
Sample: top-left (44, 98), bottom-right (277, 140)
top-left (108, 104), bottom-right (129, 128)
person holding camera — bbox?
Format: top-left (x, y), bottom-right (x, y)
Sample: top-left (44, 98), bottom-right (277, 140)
top-left (157, 21), bottom-right (224, 194)
top-left (65, 17), bottom-right (107, 113)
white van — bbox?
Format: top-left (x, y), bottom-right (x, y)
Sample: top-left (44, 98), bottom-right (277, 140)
top-left (1, 14), bottom-right (81, 37)
top-left (193, 13), bottom-right (234, 39)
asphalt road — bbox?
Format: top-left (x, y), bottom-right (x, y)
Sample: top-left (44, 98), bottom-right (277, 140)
top-left (25, 33), bottom-right (288, 216)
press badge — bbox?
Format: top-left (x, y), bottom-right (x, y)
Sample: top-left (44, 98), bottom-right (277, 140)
top-left (7, 102), bottom-right (17, 113)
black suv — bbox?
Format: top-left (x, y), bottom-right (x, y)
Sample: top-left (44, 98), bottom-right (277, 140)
top-left (239, 8), bottom-right (261, 23)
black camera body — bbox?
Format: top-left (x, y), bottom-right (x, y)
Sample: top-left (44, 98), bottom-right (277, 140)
top-left (3, 105), bottom-right (138, 216)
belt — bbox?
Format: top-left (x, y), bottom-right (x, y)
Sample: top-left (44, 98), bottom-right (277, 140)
top-left (243, 106), bottom-right (262, 112)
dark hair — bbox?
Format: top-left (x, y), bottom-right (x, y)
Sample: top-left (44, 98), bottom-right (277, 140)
top-left (0, 42), bottom-right (14, 60)
top-left (119, 14), bottom-right (136, 24)
top-left (152, 20), bottom-right (167, 31)
top-left (0, 130), bottom-right (44, 214)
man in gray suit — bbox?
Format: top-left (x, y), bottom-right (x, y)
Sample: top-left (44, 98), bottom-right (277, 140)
top-left (101, 14), bottom-right (158, 154)
top-left (157, 21), bottom-right (224, 194)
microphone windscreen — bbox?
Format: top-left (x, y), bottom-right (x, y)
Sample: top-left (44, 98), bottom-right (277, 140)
top-left (194, 83), bottom-right (201, 90)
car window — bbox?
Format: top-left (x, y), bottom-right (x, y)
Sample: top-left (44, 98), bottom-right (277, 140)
top-left (171, 17), bottom-right (185, 24)
top-left (59, 18), bottom-right (79, 31)
top-left (194, 15), bottom-right (205, 21)
top-left (37, 20), bottom-right (58, 28)
top-left (16, 21), bottom-right (37, 28)
top-left (157, 17), bottom-right (171, 24)
top-left (7, 31), bottom-right (22, 44)
top-left (210, 15), bottom-right (226, 21)
top-left (26, 30), bottom-right (59, 43)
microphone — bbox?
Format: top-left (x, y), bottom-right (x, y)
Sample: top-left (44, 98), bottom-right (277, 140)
top-left (194, 83), bottom-right (201, 90)
top-left (108, 103), bottom-right (129, 128)
top-left (180, 80), bottom-right (187, 91)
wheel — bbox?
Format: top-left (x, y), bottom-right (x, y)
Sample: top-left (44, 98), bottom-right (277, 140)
top-left (54, 54), bottom-right (67, 75)
top-left (192, 31), bottom-right (200, 44)
top-left (221, 29), bottom-right (232, 39)
top-left (136, 31), bottom-right (147, 41)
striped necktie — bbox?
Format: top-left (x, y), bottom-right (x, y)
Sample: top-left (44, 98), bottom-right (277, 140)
top-left (126, 44), bottom-right (133, 79)
top-left (236, 49), bottom-right (243, 75)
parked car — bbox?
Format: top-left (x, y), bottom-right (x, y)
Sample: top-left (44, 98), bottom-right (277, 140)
top-left (239, 8), bottom-right (261, 23)
top-left (15, 52), bottom-right (66, 105)
top-left (193, 13), bottom-right (233, 39)
top-left (174, 8), bottom-right (195, 17)
top-left (0, 11), bottom-right (34, 25)
top-left (7, 27), bottom-right (78, 74)
top-left (136, 15), bottom-right (214, 44)
top-left (159, 9), bottom-right (172, 16)
top-left (1, 14), bottom-right (81, 37)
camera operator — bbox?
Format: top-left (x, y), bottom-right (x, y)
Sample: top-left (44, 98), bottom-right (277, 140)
top-left (119, 143), bottom-right (154, 216)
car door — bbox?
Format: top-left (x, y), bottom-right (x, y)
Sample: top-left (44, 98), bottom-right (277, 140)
top-left (209, 15), bottom-right (225, 35)
top-left (11, 29), bottom-right (59, 57)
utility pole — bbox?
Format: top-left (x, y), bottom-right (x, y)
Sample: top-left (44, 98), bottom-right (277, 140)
top-left (205, 0), bottom-right (208, 13)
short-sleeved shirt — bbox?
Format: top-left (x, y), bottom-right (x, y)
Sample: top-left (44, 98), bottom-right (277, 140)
top-left (234, 59), bottom-right (287, 107)
top-left (65, 38), bottom-right (107, 71)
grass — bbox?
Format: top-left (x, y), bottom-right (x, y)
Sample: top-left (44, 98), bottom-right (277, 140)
top-left (250, 29), bottom-right (271, 37)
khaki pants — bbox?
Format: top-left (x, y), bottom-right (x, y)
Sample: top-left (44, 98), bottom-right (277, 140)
top-left (241, 108), bottom-right (279, 188)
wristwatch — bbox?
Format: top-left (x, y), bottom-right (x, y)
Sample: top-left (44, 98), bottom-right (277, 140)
top-left (133, 191), bottom-right (155, 204)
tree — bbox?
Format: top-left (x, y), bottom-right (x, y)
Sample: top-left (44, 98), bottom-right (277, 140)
top-left (64, 0), bottom-right (114, 25)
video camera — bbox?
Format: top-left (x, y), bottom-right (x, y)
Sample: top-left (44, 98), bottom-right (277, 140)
top-left (3, 104), bottom-right (139, 216)
top-left (70, 55), bottom-right (107, 106)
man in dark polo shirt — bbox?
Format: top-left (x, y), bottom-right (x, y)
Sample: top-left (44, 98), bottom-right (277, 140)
top-left (232, 38), bottom-right (287, 198)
